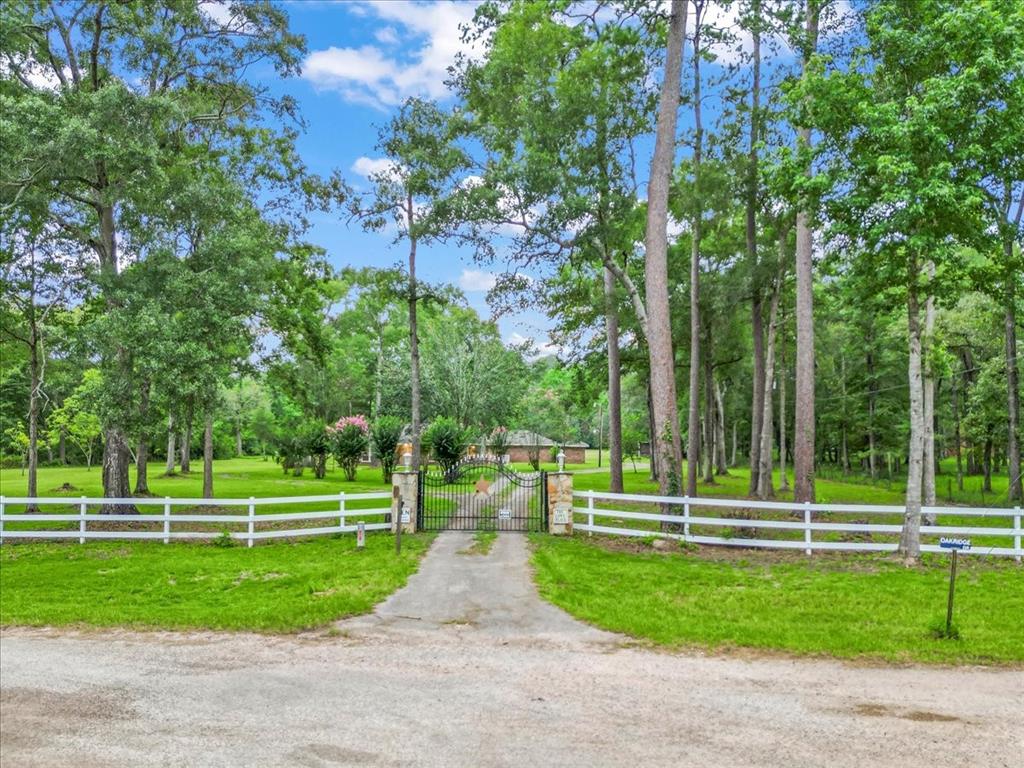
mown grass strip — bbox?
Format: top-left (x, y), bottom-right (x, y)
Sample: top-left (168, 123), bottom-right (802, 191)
top-left (530, 535), bottom-right (1024, 665)
top-left (0, 534), bottom-right (432, 632)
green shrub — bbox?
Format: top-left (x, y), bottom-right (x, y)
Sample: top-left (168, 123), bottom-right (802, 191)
top-left (275, 433), bottom-right (307, 476)
top-left (305, 423), bottom-right (331, 479)
top-left (487, 426), bottom-right (510, 459)
top-left (371, 416), bottom-right (404, 483)
top-left (423, 417), bottom-right (468, 474)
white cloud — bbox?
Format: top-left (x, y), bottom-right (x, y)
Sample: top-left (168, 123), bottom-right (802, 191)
top-left (507, 332), bottom-right (560, 360)
top-left (301, 1), bottom-right (481, 108)
top-left (201, 1), bottom-right (233, 26)
top-left (1, 54), bottom-right (71, 91)
top-left (666, 213), bottom-right (687, 239)
top-left (458, 269), bottom-right (497, 292)
top-left (375, 26), bottom-right (400, 45)
top-left (351, 156), bottom-right (398, 178)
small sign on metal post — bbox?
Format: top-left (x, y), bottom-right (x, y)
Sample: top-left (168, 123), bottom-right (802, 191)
top-left (395, 499), bottom-right (405, 555)
top-left (356, 520), bottom-right (365, 549)
top-left (939, 537), bottom-right (970, 637)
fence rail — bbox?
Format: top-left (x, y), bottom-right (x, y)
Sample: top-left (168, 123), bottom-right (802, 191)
top-left (0, 492), bottom-right (393, 547)
top-left (574, 490), bottom-right (1023, 559)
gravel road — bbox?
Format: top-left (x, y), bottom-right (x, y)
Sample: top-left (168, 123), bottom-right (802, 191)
top-left (2, 533), bottom-right (1021, 767)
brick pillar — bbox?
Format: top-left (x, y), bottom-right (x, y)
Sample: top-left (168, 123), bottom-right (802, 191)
top-left (391, 470), bottom-right (418, 534)
top-left (546, 471), bottom-right (573, 535)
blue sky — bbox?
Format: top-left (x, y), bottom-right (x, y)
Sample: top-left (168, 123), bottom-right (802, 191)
top-left (247, 0), bottom-right (833, 353)
top-left (249, 0), bottom-right (558, 351)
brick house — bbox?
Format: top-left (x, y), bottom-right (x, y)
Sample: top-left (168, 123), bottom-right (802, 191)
top-left (502, 430), bottom-right (588, 465)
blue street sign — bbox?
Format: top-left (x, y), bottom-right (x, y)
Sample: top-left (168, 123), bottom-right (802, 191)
top-left (939, 537), bottom-right (971, 551)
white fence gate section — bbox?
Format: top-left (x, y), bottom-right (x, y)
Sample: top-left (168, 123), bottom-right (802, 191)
top-left (575, 491), bottom-right (1023, 559)
top-left (0, 492), bottom-right (392, 548)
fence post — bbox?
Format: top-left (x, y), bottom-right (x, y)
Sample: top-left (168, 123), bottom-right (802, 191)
top-left (587, 492), bottom-right (594, 536)
top-left (0, 495), bottom-right (5, 545)
top-left (79, 496), bottom-right (87, 544)
top-left (1015, 506), bottom-right (1021, 563)
top-left (546, 470), bottom-right (574, 535)
top-left (339, 491), bottom-right (346, 532)
top-left (163, 497), bottom-right (171, 544)
top-left (804, 501), bottom-right (812, 556)
top-left (683, 498), bottom-right (690, 539)
top-left (248, 497), bottom-right (255, 549)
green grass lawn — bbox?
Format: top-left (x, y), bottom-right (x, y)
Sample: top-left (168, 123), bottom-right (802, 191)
top-left (0, 456), bottom-right (391, 500)
top-left (531, 535), bottom-right (1024, 665)
top-left (0, 533), bottom-right (432, 632)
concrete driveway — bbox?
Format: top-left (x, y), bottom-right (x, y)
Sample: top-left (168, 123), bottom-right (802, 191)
top-left (2, 533), bottom-right (1021, 767)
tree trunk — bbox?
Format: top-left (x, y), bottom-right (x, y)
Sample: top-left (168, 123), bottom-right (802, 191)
top-left (100, 428), bottom-right (135, 514)
top-left (604, 266), bottom-right (624, 493)
top-left (407, 193), bottom-right (423, 470)
top-left (714, 379), bottom-right (728, 475)
top-left (1006, 289), bottom-right (1022, 502)
top-left (645, 0), bottom-right (688, 499)
top-left (203, 411), bottom-right (214, 498)
top-left (731, 420), bottom-right (738, 468)
top-left (686, 2), bottom-right (706, 497)
top-left (953, 375), bottom-right (964, 491)
top-left (746, 0), bottom-right (764, 496)
top-left (779, 338), bottom-right (789, 491)
top-left (898, 282), bottom-right (925, 560)
top-left (165, 413), bottom-right (176, 476)
top-left (702, 325), bottom-right (716, 484)
top-left (757, 263), bottom-right (784, 499)
top-left (235, 419), bottom-right (243, 457)
top-left (134, 379), bottom-right (150, 495)
top-left (793, 0), bottom-right (819, 505)
top-left (922, 263), bottom-right (937, 519)
top-left (59, 426), bottom-right (67, 464)
top-left (646, 377), bottom-right (658, 482)
top-left (867, 348), bottom-right (877, 480)
top-left (26, 308), bottom-right (40, 512)
top-left (983, 434), bottom-right (993, 492)
top-left (180, 404), bottom-right (192, 474)
top-left (840, 353), bottom-right (850, 476)
top-left (94, 184), bottom-right (137, 511)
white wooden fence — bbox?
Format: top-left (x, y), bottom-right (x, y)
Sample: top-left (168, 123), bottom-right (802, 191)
top-left (0, 492), bottom-right (392, 547)
top-left (575, 490), bottom-right (1023, 559)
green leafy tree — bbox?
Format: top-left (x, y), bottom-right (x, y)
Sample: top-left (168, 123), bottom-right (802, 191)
top-left (0, 1), bottom-right (323, 510)
top-left (352, 98), bottom-right (470, 472)
top-left (422, 417), bottom-right (468, 475)
top-left (810, 0), bottom-right (1016, 558)
top-left (370, 416), bottom-right (404, 483)
top-left (47, 370), bottom-right (103, 470)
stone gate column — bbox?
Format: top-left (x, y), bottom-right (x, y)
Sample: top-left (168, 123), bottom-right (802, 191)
top-left (391, 468), bottom-right (418, 534)
top-left (546, 471), bottom-right (573, 535)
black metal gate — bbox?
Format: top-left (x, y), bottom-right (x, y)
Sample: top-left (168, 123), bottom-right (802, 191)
top-left (418, 459), bottom-right (547, 532)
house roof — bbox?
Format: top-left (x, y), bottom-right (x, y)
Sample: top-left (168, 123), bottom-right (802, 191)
top-left (501, 431), bottom-right (589, 449)
top-left (505, 430), bottom-right (556, 447)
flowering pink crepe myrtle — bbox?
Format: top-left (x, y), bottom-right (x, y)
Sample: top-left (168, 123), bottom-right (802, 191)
top-left (330, 415), bottom-right (369, 434)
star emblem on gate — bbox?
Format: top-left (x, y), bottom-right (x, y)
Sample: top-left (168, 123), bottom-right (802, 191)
top-left (474, 477), bottom-right (492, 495)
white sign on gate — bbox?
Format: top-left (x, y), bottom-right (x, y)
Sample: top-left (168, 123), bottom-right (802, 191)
top-left (499, 508), bottom-right (511, 520)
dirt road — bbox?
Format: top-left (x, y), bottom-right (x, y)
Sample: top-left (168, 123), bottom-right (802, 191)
top-left (2, 534), bottom-right (1021, 767)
